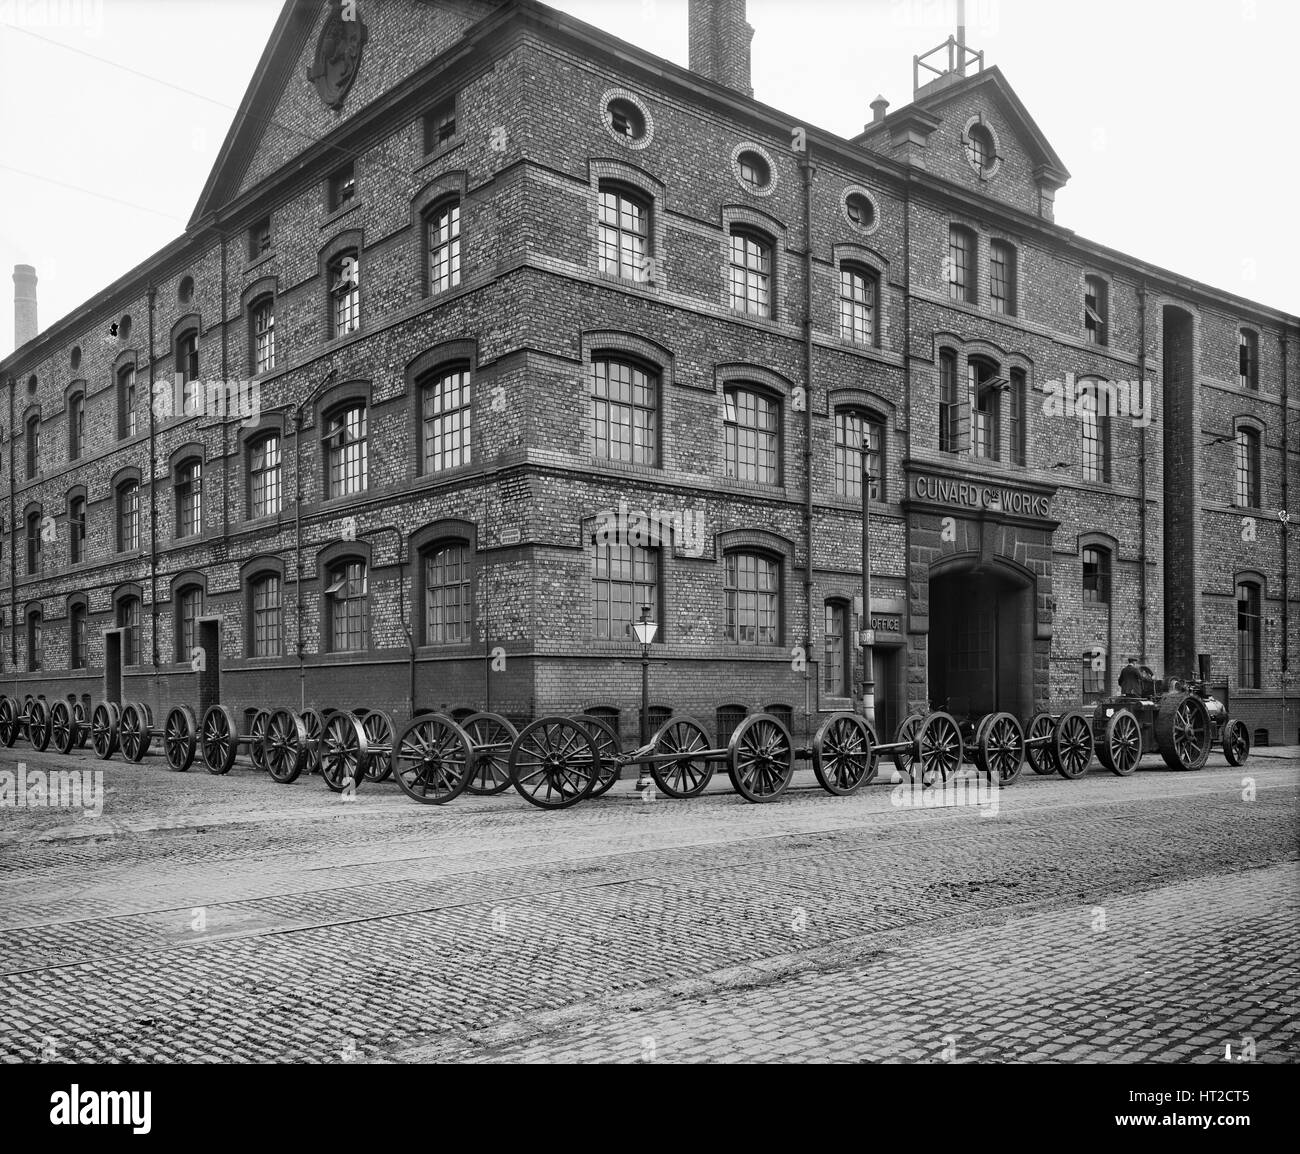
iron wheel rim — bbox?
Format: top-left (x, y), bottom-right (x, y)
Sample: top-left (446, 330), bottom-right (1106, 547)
top-left (1055, 713), bottom-right (1093, 778)
top-left (509, 718), bottom-right (599, 808)
top-left (650, 717), bottom-right (712, 797)
top-left (393, 715), bottom-right (471, 804)
top-left (730, 716), bottom-right (793, 802)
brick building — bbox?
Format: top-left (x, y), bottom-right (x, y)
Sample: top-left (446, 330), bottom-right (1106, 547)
top-left (2, 0), bottom-right (1297, 747)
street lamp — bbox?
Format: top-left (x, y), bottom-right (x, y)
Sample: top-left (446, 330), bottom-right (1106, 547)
top-left (861, 438), bottom-right (876, 728)
top-left (631, 603), bottom-right (658, 786)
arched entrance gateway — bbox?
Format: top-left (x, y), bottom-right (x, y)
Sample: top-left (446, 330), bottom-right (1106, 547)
top-left (903, 465), bottom-right (1059, 724)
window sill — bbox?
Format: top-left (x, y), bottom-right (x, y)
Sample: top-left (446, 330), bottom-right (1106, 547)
top-left (243, 251), bottom-right (277, 277)
top-left (415, 138), bottom-right (464, 173)
top-left (321, 199), bottom-right (364, 231)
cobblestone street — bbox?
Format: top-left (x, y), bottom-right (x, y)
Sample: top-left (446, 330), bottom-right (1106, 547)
top-left (1, 744), bottom-right (1296, 1064)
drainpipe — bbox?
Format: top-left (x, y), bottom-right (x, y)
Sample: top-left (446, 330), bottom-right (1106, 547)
top-left (1137, 281), bottom-right (1148, 664)
top-left (1281, 329), bottom-right (1290, 741)
top-left (800, 148), bottom-right (815, 730)
top-left (902, 177), bottom-right (914, 713)
top-left (220, 235), bottom-right (230, 540)
top-left (292, 369), bottom-right (337, 713)
top-left (147, 286), bottom-right (159, 680)
top-left (6, 374), bottom-right (14, 672)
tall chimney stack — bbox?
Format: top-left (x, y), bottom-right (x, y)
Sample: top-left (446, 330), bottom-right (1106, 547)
top-left (13, 264), bottom-right (37, 350)
top-left (689, 0), bottom-right (753, 97)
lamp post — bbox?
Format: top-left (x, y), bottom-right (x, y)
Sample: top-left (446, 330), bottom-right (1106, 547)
top-left (861, 439), bottom-right (876, 728)
top-left (631, 602), bottom-right (658, 788)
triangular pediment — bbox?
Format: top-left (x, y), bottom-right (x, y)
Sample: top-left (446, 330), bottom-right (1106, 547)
top-left (189, 0), bottom-right (501, 227)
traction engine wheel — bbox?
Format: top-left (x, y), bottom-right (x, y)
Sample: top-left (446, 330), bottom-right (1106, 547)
top-left (1154, 693), bottom-right (1211, 771)
top-left (1222, 718), bottom-right (1250, 767)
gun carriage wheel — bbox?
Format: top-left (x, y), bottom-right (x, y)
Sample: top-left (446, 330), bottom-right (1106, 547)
top-left (391, 713), bottom-right (473, 804)
top-left (915, 711), bottom-right (962, 786)
top-left (318, 712), bottom-right (371, 793)
top-left (573, 714), bottom-right (622, 797)
top-left (1050, 709), bottom-right (1094, 780)
top-left (1024, 712), bottom-right (1056, 775)
top-left (508, 716), bottom-right (601, 810)
top-left (27, 699), bottom-right (52, 752)
top-left (460, 711), bottom-right (518, 795)
top-left (1094, 706), bottom-right (1141, 776)
top-left (649, 715), bottom-right (713, 798)
top-left (890, 711), bottom-right (927, 779)
top-left (356, 709), bottom-right (395, 783)
top-left (727, 713), bottom-right (795, 803)
top-left (50, 701), bottom-right (76, 755)
top-left (977, 711), bottom-right (1025, 787)
top-left (810, 712), bottom-right (877, 795)
top-left (163, 705), bottom-right (198, 771)
top-left (91, 702), bottom-right (122, 760)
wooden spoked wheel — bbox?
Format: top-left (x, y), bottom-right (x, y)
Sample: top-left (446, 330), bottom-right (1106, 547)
top-left (977, 712), bottom-right (1025, 787)
top-left (27, 699), bottom-right (52, 752)
top-left (91, 702), bottom-right (121, 760)
top-left (119, 702), bottom-right (152, 762)
top-left (1024, 712), bottom-right (1056, 775)
top-left (1222, 719), bottom-right (1250, 767)
top-left (727, 713), bottom-right (795, 803)
top-left (359, 709), bottom-right (396, 783)
top-left (50, 701), bottom-right (76, 754)
top-left (1051, 710), bottom-right (1094, 780)
top-left (263, 709), bottom-right (308, 784)
top-left (319, 712), bottom-right (371, 793)
top-left (300, 709), bottom-right (326, 774)
top-left (811, 712), bottom-right (876, 795)
top-left (508, 716), bottom-right (600, 810)
top-left (248, 710), bottom-right (271, 773)
top-left (649, 715), bottom-right (714, 798)
top-left (891, 711), bottom-right (926, 779)
top-left (1154, 694), bottom-right (1211, 771)
top-left (0, 695), bottom-right (14, 747)
top-left (163, 706), bottom-right (198, 771)
top-left (199, 704), bottom-right (238, 775)
top-left (572, 715), bottom-right (622, 797)
top-left (392, 713), bottom-right (473, 805)
top-left (915, 712), bottom-right (962, 787)
top-left (461, 712), bottom-right (519, 795)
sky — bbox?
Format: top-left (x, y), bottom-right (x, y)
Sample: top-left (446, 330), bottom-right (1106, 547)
top-left (0, 0), bottom-right (1297, 356)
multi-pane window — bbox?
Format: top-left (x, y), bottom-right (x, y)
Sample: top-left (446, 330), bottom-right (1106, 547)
top-left (68, 496), bottom-right (86, 564)
top-left (118, 596), bottom-right (140, 666)
top-left (839, 265), bottom-right (877, 344)
top-left (325, 404), bottom-right (367, 497)
top-left (118, 482), bottom-right (140, 552)
top-left (948, 225), bottom-right (975, 303)
top-left (1080, 400), bottom-right (1110, 483)
top-left (427, 200), bottom-right (461, 293)
top-left (118, 364), bottom-right (137, 439)
top-left (729, 229), bottom-right (771, 316)
top-left (175, 460), bottom-right (202, 538)
top-left (597, 186), bottom-right (649, 281)
top-left (177, 329), bottom-right (200, 412)
top-left (834, 410), bottom-right (882, 502)
top-left (1082, 546), bottom-right (1111, 604)
top-left (176, 586), bottom-right (202, 663)
top-left (252, 297), bottom-right (275, 374)
top-left (737, 151), bottom-right (770, 191)
top-left (990, 240), bottom-right (1016, 315)
top-left (1239, 329), bottom-right (1259, 390)
top-left (424, 542), bottom-right (472, 645)
top-left (250, 217), bottom-right (272, 259)
top-left (70, 603), bottom-right (87, 669)
top-left (725, 551), bottom-right (779, 645)
top-left (421, 367), bottom-right (472, 473)
top-left (965, 122), bottom-right (995, 174)
top-left (1084, 275), bottom-right (1108, 345)
top-left (69, 392), bottom-right (85, 460)
top-left (823, 601), bottom-right (849, 696)
top-left (250, 574), bottom-right (281, 658)
top-left (424, 98), bottom-right (456, 152)
top-left (1236, 426), bottom-right (1261, 508)
top-left (27, 611), bottom-right (42, 672)
top-left (939, 349), bottom-right (959, 452)
top-left (248, 433), bottom-right (282, 518)
top-left (969, 359), bottom-right (1000, 461)
top-left (1082, 652), bottom-right (1106, 696)
top-left (330, 251), bottom-right (360, 337)
top-left (591, 542), bottom-right (658, 641)
top-left (588, 357), bottom-right (657, 465)
top-left (328, 162), bottom-right (355, 212)
top-left (26, 511), bottom-right (41, 575)
top-left (1237, 581), bottom-right (1261, 690)
top-left (25, 415), bottom-right (39, 478)
top-left (325, 559), bottom-right (367, 652)
top-left (724, 386), bottom-right (779, 485)
top-left (1008, 368), bottom-right (1026, 466)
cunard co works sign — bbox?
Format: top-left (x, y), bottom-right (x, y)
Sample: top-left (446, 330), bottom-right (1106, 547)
top-left (910, 472), bottom-right (1052, 519)
top-left (307, 1), bottom-right (369, 111)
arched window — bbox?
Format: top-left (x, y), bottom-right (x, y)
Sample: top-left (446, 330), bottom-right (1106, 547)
top-left (68, 494), bottom-right (86, 564)
top-left (724, 385), bottom-right (780, 485)
top-left (1079, 378), bottom-right (1111, 483)
top-left (325, 558), bottom-right (368, 652)
top-left (249, 573), bottom-right (282, 657)
top-left (588, 357), bottom-right (657, 465)
top-left (1236, 580), bottom-right (1261, 689)
top-left (948, 225), bottom-right (976, 303)
top-left (69, 601), bottom-right (88, 670)
top-left (175, 458), bottom-right (202, 538)
top-left (716, 704), bottom-right (747, 745)
top-left (117, 481), bottom-right (141, 552)
top-left (598, 183), bottom-right (650, 281)
top-left (724, 550), bottom-right (779, 645)
top-left (729, 227), bottom-right (772, 316)
top-left (248, 432), bottom-right (282, 518)
top-left (420, 365), bottom-right (472, 473)
top-left (324, 402), bottom-right (367, 497)
top-left (176, 328), bottom-right (200, 411)
top-left (27, 608), bottom-right (42, 672)
top-left (422, 540), bottom-right (472, 645)
top-left (329, 250), bottom-right (360, 337)
top-left (833, 409), bottom-right (883, 501)
top-left (1235, 425), bottom-right (1261, 508)
top-left (25, 510), bottom-right (42, 575)
top-left (823, 599), bottom-right (850, 696)
top-left (117, 363), bottom-right (137, 439)
top-left (839, 264), bottom-right (877, 345)
top-left (25, 413), bottom-right (39, 479)
top-left (968, 357), bottom-right (1002, 461)
top-left (117, 596), bottom-right (141, 666)
top-left (591, 540), bottom-right (658, 641)
top-left (251, 295), bottom-right (275, 374)
top-left (68, 390), bottom-right (85, 460)
top-left (1082, 546), bottom-right (1111, 604)
top-left (427, 199), bottom-right (461, 294)
top-left (176, 585), bottom-right (203, 663)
